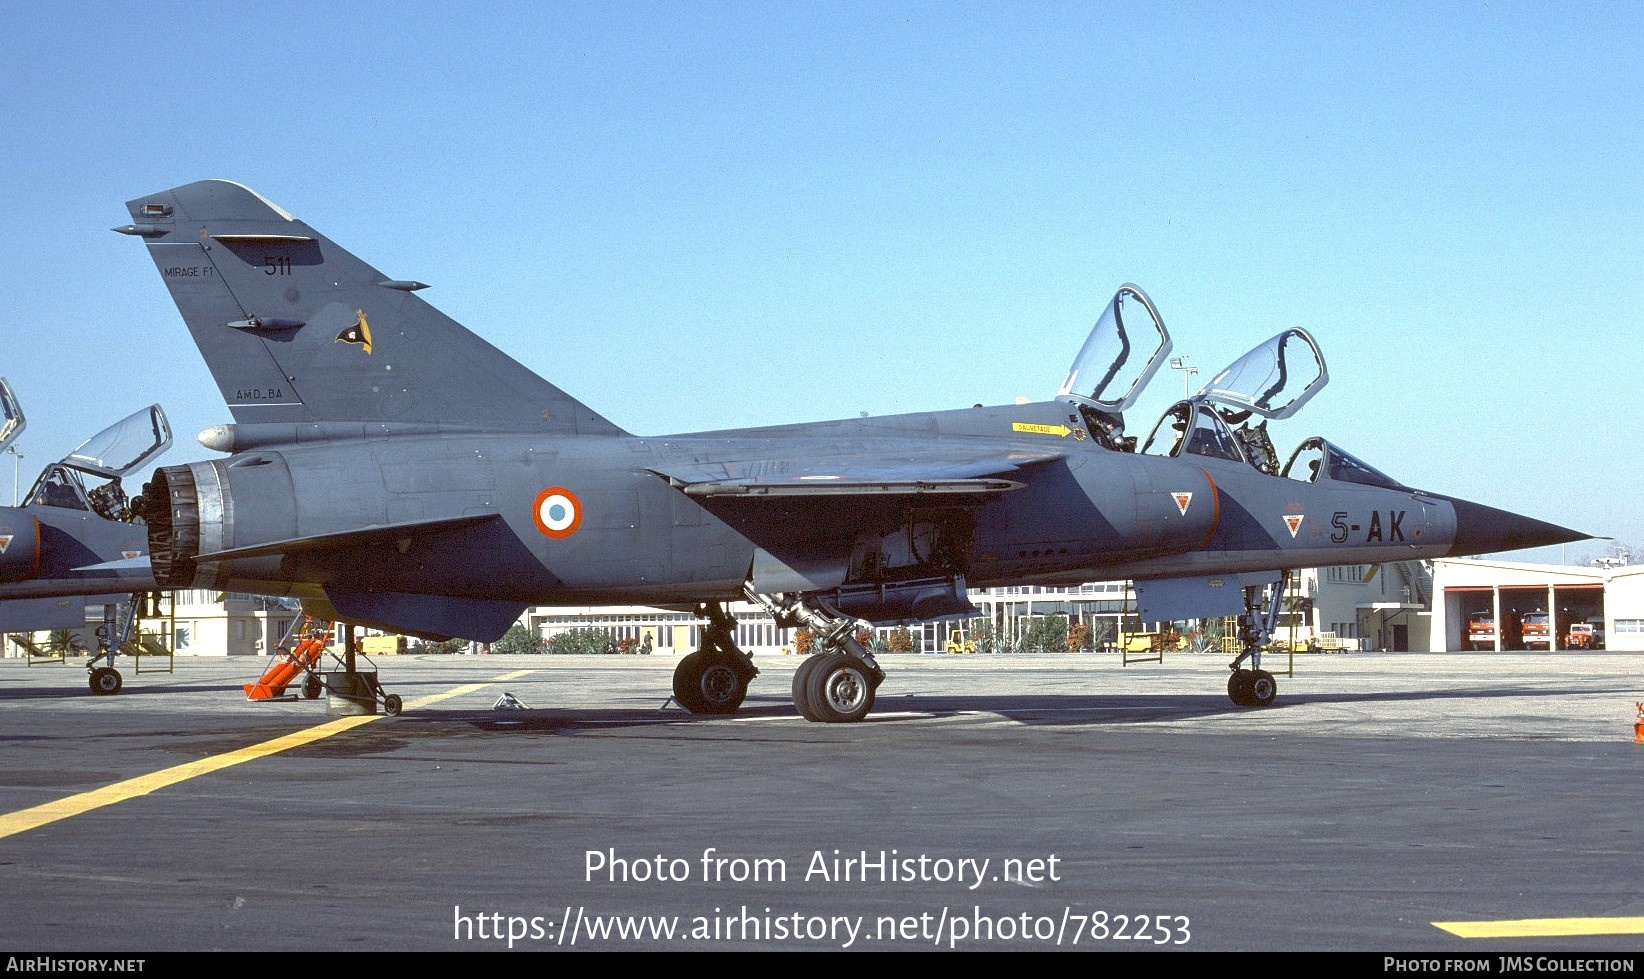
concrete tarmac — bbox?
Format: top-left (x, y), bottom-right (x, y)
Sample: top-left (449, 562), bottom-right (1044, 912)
top-left (2, 649), bottom-right (1641, 953)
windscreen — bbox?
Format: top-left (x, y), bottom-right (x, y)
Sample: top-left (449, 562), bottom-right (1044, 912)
top-left (1282, 438), bottom-right (1411, 490)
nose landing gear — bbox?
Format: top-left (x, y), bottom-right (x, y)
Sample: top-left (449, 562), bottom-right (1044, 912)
top-left (1227, 575), bottom-right (1287, 708)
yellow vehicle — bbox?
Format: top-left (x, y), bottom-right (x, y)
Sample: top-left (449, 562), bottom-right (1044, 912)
top-left (359, 635), bottom-right (407, 655)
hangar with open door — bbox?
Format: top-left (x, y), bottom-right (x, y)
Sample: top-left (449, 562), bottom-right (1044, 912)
top-left (1432, 559), bottom-right (1618, 651)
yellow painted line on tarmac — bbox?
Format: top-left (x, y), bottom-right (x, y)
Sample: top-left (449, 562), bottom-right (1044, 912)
top-left (0, 669), bottom-right (538, 842)
top-left (1434, 917), bottom-right (1644, 938)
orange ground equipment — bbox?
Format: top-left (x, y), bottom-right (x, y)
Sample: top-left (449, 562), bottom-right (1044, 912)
top-left (244, 617), bottom-right (335, 701)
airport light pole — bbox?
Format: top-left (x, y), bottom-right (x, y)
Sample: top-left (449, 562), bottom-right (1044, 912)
top-left (1169, 356), bottom-right (1197, 398)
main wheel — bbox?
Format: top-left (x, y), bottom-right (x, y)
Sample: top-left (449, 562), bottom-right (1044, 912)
top-left (693, 658), bottom-right (749, 714)
top-left (672, 651), bottom-right (708, 712)
top-left (803, 653), bottom-right (876, 723)
top-left (302, 675), bottom-right (323, 700)
top-left (672, 651), bottom-right (750, 715)
top-left (791, 653), bottom-right (828, 721)
top-left (89, 667), bottom-right (123, 696)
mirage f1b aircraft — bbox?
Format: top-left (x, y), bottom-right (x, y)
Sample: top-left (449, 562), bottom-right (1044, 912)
top-left (0, 380), bottom-right (171, 692)
top-left (115, 180), bottom-right (1588, 721)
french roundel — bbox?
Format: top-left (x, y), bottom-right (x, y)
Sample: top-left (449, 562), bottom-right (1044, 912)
top-left (532, 487), bottom-right (582, 539)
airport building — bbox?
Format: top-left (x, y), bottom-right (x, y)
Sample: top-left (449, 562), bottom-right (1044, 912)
top-left (1, 590), bottom-right (301, 661)
top-left (523, 557), bottom-right (1644, 656)
top-left (8, 559), bottom-right (1641, 659)
top-left (167, 590), bottom-right (302, 657)
top-left (1432, 558), bottom-right (1642, 651)
top-left (523, 564), bottom-right (1436, 657)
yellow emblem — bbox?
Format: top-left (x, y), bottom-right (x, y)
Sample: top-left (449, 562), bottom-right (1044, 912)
top-left (335, 309), bottom-right (373, 354)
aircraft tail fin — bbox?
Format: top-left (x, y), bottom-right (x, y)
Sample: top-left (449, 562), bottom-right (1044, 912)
top-left (119, 180), bottom-right (624, 439)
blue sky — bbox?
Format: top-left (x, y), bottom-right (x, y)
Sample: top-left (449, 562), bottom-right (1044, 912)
top-left (2, 1), bottom-right (1638, 564)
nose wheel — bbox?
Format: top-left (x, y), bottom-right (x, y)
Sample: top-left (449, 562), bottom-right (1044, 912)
top-left (1228, 668), bottom-right (1276, 708)
top-left (89, 666), bottom-right (123, 695)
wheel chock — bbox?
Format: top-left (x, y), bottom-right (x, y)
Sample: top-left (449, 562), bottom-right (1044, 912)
top-left (492, 692), bottom-right (530, 710)
top-left (1634, 702), bottom-right (1643, 744)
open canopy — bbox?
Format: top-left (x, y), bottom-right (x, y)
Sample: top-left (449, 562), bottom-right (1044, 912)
top-left (1194, 327), bottom-right (1327, 421)
top-left (0, 378), bottom-right (23, 455)
top-left (1057, 284), bottom-right (1173, 412)
top-left (62, 404), bottom-right (172, 479)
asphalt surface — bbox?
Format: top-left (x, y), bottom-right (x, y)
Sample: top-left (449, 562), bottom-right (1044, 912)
top-left (2, 649), bottom-right (1641, 953)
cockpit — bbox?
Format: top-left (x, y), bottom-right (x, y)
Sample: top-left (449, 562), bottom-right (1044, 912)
top-left (1055, 289), bottom-right (1416, 490)
top-left (1280, 437), bottom-right (1412, 490)
top-left (1136, 327), bottom-right (1327, 477)
top-left (1141, 401), bottom-right (1246, 463)
top-left (3, 380), bottom-right (173, 522)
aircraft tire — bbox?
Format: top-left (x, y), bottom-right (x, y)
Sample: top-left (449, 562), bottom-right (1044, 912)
top-left (672, 651), bottom-right (708, 712)
top-left (791, 653), bottom-right (826, 721)
top-left (1247, 670), bottom-right (1277, 707)
top-left (694, 658), bottom-right (749, 714)
top-left (1227, 670), bottom-right (1253, 707)
top-left (803, 653), bottom-right (876, 723)
top-left (302, 675), bottom-right (323, 700)
top-left (383, 693), bottom-right (403, 716)
top-left (673, 650), bottom-right (749, 715)
top-left (89, 667), bottom-right (123, 696)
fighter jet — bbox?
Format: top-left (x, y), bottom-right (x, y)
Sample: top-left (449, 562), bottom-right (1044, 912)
top-left (114, 180), bottom-right (1588, 721)
top-left (0, 380), bottom-right (171, 692)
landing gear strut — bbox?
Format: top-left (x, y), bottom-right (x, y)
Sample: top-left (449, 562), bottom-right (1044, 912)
top-left (1226, 575), bottom-right (1286, 708)
top-left (671, 602), bottom-right (759, 715)
top-left (85, 594), bottom-right (142, 696)
top-left (753, 590), bottom-right (884, 723)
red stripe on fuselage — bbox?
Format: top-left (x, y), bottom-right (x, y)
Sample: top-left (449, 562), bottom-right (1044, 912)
top-left (1199, 468), bottom-right (1220, 549)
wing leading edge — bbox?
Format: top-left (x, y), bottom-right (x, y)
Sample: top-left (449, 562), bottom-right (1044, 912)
top-left (648, 448), bottom-right (1060, 498)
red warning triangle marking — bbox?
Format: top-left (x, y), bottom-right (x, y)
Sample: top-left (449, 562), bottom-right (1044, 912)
top-left (1283, 514), bottom-right (1304, 538)
top-left (0, 535), bottom-right (10, 554)
top-left (1172, 492), bottom-right (1192, 515)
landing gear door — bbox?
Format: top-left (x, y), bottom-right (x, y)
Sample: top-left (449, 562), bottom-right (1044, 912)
top-left (0, 377), bottom-right (23, 455)
top-left (61, 404), bottom-right (173, 479)
top-left (1195, 327), bottom-right (1327, 421)
top-left (1057, 284), bottom-right (1172, 412)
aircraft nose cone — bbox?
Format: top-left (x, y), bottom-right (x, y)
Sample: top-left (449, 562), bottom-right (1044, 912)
top-left (1442, 496), bottom-right (1592, 557)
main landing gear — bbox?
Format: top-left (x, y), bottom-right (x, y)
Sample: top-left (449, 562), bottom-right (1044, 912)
top-left (758, 590), bottom-right (885, 723)
top-left (671, 602), bottom-right (760, 715)
top-left (1226, 576), bottom-right (1285, 708)
top-left (668, 589), bottom-right (885, 723)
